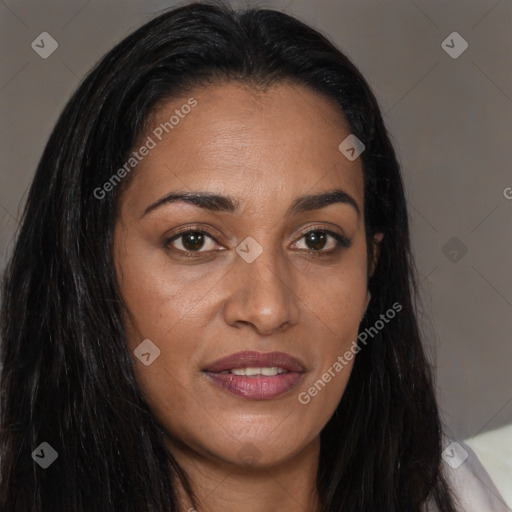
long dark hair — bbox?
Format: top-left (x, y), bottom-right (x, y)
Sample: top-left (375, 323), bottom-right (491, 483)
top-left (0, 1), bottom-right (459, 510)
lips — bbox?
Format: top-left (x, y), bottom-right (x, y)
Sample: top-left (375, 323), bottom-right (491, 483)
top-left (202, 350), bottom-right (306, 373)
top-left (202, 351), bottom-right (306, 400)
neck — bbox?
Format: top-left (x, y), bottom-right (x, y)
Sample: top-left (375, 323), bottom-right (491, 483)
top-left (167, 436), bottom-right (321, 512)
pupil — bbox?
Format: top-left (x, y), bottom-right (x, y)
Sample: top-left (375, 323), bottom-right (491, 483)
top-left (183, 232), bottom-right (204, 251)
top-left (306, 231), bottom-right (326, 250)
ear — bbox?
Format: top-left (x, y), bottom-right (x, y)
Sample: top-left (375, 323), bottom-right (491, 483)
top-left (363, 233), bottom-right (384, 320)
top-left (368, 232), bottom-right (384, 278)
top-left (364, 289), bottom-right (371, 313)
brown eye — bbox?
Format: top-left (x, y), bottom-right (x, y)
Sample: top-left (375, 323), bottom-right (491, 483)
top-left (293, 228), bottom-right (351, 253)
top-left (166, 229), bottom-right (221, 254)
top-left (304, 231), bottom-right (328, 251)
top-left (181, 231), bottom-right (205, 251)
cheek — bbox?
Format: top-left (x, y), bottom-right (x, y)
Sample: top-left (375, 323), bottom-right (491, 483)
top-left (295, 251), bottom-right (368, 410)
top-left (117, 256), bottom-right (216, 435)
top-left (299, 251), bottom-right (369, 338)
top-left (117, 258), bottom-right (216, 403)
top-left (114, 231), bottom-right (220, 414)
top-left (115, 234), bottom-right (220, 350)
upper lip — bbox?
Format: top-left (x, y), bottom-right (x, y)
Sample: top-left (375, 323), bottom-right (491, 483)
top-left (203, 351), bottom-right (306, 373)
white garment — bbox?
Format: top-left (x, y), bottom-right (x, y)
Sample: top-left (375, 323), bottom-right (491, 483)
top-left (427, 440), bottom-right (511, 511)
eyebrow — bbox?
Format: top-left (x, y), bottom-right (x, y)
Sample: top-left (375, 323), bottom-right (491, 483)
top-left (141, 188), bottom-right (360, 218)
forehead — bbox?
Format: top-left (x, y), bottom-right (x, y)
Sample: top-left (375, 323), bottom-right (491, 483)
top-left (123, 81), bottom-right (364, 216)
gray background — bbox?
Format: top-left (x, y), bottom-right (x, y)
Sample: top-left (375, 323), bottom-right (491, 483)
top-left (0, 0), bottom-right (511, 442)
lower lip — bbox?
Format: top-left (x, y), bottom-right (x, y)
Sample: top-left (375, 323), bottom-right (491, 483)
top-left (203, 371), bottom-right (303, 400)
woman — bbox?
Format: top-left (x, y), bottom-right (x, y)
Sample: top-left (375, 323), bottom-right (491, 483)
top-left (0, 1), bottom-right (508, 511)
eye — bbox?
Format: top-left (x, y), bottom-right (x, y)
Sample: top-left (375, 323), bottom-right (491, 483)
top-left (292, 228), bottom-right (351, 254)
top-left (165, 226), bottom-right (351, 258)
top-left (165, 229), bottom-right (222, 256)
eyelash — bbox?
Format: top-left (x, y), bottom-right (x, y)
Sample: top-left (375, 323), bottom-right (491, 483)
top-left (164, 226), bottom-right (351, 258)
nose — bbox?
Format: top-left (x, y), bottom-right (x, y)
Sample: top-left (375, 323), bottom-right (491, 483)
top-left (222, 243), bottom-right (300, 335)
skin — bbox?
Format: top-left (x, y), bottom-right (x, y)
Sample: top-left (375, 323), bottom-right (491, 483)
top-left (114, 81), bottom-right (383, 512)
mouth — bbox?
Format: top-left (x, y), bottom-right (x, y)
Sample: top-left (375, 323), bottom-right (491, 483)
top-left (202, 351), bottom-right (306, 400)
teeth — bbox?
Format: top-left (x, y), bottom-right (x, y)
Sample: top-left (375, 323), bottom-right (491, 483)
top-left (225, 367), bottom-right (288, 376)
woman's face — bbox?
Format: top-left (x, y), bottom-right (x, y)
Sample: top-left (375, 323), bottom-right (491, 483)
top-left (114, 82), bottom-right (378, 469)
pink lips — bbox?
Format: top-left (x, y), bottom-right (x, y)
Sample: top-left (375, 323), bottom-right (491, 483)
top-left (202, 350), bottom-right (305, 400)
